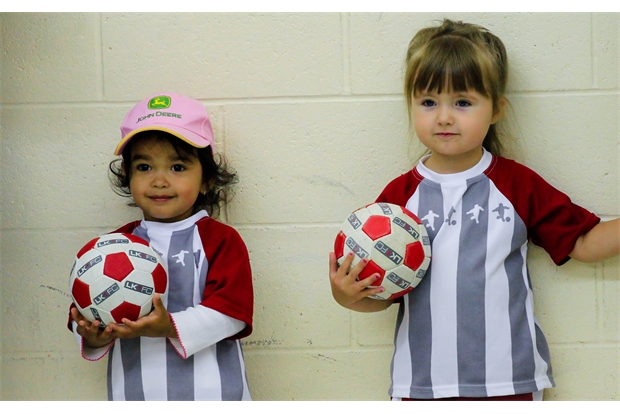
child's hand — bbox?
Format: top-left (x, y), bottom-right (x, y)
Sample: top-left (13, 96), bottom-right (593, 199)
top-left (109, 294), bottom-right (176, 339)
top-left (70, 307), bottom-right (115, 348)
top-left (329, 252), bottom-right (393, 312)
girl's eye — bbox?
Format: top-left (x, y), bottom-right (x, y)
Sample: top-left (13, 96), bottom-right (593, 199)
top-left (455, 100), bottom-right (471, 107)
top-left (136, 164), bottom-right (151, 172)
top-left (172, 164), bottom-right (186, 172)
top-left (421, 99), bottom-right (436, 107)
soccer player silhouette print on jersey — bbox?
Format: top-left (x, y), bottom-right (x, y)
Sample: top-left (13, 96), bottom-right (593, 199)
top-left (172, 249), bottom-right (190, 266)
top-left (492, 203), bottom-right (511, 222)
top-left (467, 204), bottom-right (484, 224)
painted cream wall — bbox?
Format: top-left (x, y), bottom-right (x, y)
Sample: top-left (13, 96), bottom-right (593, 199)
top-left (0, 12), bottom-right (618, 401)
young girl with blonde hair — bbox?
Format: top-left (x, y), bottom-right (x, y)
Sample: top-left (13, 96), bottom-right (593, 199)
top-left (329, 19), bottom-right (619, 401)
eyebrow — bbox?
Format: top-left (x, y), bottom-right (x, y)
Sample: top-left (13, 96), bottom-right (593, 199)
top-left (130, 152), bottom-right (195, 164)
top-left (130, 153), bottom-right (152, 162)
top-left (414, 90), bottom-right (482, 102)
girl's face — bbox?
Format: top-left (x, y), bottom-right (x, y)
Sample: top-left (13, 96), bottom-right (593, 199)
top-left (412, 89), bottom-right (502, 174)
top-left (127, 136), bottom-right (206, 223)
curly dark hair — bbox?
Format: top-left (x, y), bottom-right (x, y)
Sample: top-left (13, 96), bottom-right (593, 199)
top-left (109, 131), bottom-right (237, 218)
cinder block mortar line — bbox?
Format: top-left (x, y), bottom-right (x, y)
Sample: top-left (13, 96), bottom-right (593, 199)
top-left (591, 13), bottom-right (597, 89)
top-left (2, 89), bottom-right (618, 109)
top-left (0, 95), bottom-right (403, 109)
top-left (4, 346), bottom-right (397, 359)
top-left (227, 216), bottom-right (620, 229)
top-left (0, 226), bottom-right (120, 233)
top-left (1, 351), bottom-right (68, 359)
top-left (227, 223), bottom-right (347, 230)
top-left (596, 260), bottom-right (606, 334)
top-left (548, 342), bottom-right (620, 349)
top-left (0, 223), bottom-right (344, 232)
top-left (341, 12), bottom-right (351, 95)
top-left (94, 12), bottom-right (104, 100)
top-left (4, 218), bottom-right (619, 232)
top-left (241, 344), bottom-right (396, 356)
top-left (506, 90), bottom-right (619, 98)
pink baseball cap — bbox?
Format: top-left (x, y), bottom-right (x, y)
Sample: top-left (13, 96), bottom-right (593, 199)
top-left (115, 92), bottom-right (215, 155)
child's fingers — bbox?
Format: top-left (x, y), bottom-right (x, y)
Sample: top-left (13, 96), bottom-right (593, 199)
top-left (72, 308), bottom-right (107, 337)
top-left (330, 253), bottom-right (372, 286)
top-left (110, 321), bottom-right (138, 339)
top-left (328, 252), bottom-right (338, 277)
top-left (152, 293), bottom-right (165, 311)
top-left (96, 325), bottom-right (115, 341)
top-left (337, 253), bottom-right (360, 278)
top-left (70, 307), bottom-right (79, 321)
top-left (349, 273), bottom-right (383, 298)
top-left (75, 315), bottom-right (93, 331)
top-left (71, 307), bottom-right (87, 323)
top-left (78, 319), bottom-right (103, 340)
top-left (346, 256), bottom-right (370, 280)
top-left (360, 285), bottom-right (385, 299)
top-left (359, 273), bottom-right (382, 289)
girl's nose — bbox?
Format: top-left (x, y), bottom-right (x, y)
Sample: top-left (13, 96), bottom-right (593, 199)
top-left (437, 106), bottom-right (454, 125)
top-left (152, 172), bottom-right (169, 188)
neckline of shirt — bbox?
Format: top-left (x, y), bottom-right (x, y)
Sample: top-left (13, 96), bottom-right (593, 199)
top-left (416, 149), bottom-right (493, 184)
top-left (140, 210), bottom-right (209, 233)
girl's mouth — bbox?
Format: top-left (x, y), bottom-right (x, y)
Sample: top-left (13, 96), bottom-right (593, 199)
top-left (436, 132), bottom-right (458, 138)
top-left (149, 195), bottom-right (173, 202)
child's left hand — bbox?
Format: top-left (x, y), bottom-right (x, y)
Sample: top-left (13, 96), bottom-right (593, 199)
top-left (109, 294), bottom-right (176, 339)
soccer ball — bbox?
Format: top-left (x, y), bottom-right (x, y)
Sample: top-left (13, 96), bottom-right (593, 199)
top-left (69, 233), bottom-right (168, 326)
top-left (334, 202), bottom-right (431, 300)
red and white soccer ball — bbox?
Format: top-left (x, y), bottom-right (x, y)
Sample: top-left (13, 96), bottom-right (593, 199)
top-left (69, 233), bottom-right (168, 327)
top-left (334, 203), bottom-right (431, 300)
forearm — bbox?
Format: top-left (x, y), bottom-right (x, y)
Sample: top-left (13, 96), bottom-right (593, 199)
top-left (571, 218), bottom-right (620, 263)
top-left (169, 305), bottom-right (245, 358)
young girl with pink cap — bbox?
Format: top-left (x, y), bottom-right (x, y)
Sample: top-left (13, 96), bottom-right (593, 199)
top-left (69, 93), bottom-right (253, 401)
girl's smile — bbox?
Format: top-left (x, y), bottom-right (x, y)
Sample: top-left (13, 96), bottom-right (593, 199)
top-left (149, 195), bottom-right (174, 202)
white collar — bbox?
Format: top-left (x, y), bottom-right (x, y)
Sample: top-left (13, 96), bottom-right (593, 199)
top-left (139, 210), bottom-right (209, 234)
top-left (416, 149), bottom-right (493, 184)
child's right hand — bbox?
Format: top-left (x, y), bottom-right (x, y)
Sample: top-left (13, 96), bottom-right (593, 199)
top-left (329, 252), bottom-right (394, 312)
top-left (70, 307), bottom-right (115, 348)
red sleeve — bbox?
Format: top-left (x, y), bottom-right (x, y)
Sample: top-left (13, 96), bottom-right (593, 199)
top-left (375, 169), bottom-right (421, 206)
top-left (111, 221), bottom-right (141, 234)
top-left (487, 157), bottom-right (600, 265)
top-left (196, 218), bottom-right (254, 339)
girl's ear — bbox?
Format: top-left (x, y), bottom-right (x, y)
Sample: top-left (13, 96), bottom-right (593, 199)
top-left (491, 97), bottom-right (507, 124)
top-left (200, 180), bottom-right (211, 196)
top-left (121, 161), bottom-right (131, 190)
top-left (121, 161), bottom-right (129, 180)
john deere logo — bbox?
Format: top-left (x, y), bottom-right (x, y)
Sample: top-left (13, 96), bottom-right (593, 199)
top-left (148, 96), bottom-right (171, 110)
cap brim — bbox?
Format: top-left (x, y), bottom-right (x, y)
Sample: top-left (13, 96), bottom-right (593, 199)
top-left (114, 125), bottom-right (212, 155)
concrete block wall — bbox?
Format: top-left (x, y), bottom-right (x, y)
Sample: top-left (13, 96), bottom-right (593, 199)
top-left (0, 12), bottom-right (618, 400)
